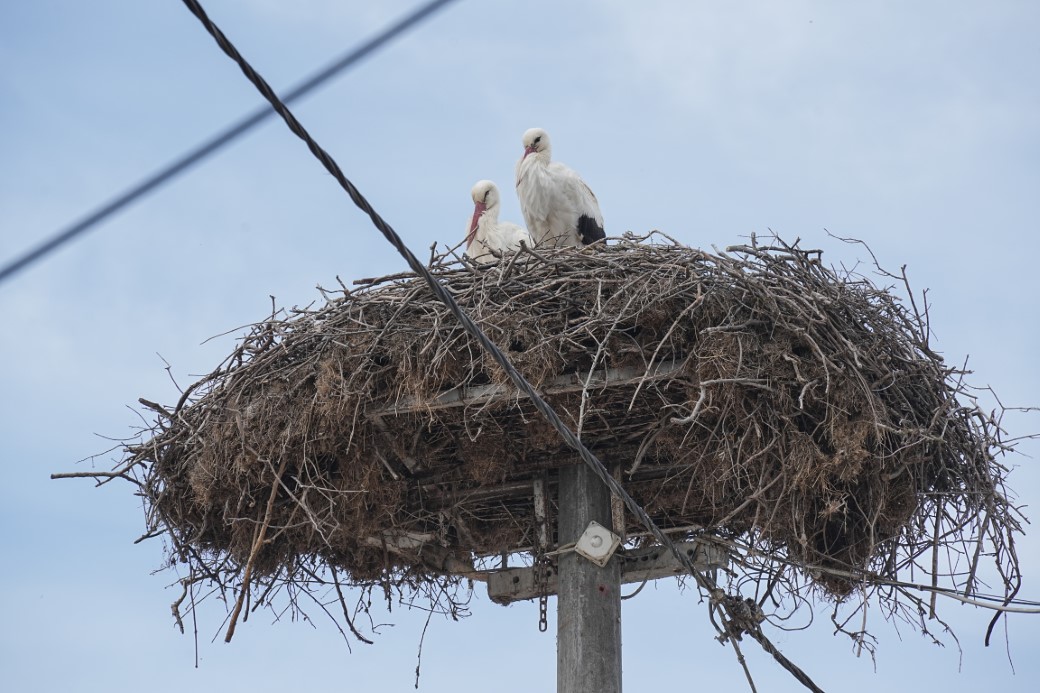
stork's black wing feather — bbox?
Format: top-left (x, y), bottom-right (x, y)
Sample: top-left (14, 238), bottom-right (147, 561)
top-left (577, 214), bottom-right (606, 245)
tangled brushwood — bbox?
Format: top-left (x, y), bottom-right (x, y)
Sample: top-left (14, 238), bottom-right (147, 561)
top-left (95, 232), bottom-right (1023, 645)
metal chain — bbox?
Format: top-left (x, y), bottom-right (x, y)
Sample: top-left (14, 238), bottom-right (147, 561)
top-left (536, 556), bottom-right (550, 632)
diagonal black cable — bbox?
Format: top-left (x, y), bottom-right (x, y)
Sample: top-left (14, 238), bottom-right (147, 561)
top-left (0, 0), bottom-right (460, 286)
top-left (176, 1), bottom-right (826, 690)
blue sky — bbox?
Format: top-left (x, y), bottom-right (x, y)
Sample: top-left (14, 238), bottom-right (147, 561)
top-left (1, 1), bottom-right (1038, 691)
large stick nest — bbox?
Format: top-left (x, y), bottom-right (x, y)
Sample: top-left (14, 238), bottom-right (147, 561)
top-left (120, 233), bottom-right (1020, 621)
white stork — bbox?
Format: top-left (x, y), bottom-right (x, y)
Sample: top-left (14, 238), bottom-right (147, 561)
top-left (464, 180), bottom-right (532, 263)
top-left (515, 127), bottom-right (605, 248)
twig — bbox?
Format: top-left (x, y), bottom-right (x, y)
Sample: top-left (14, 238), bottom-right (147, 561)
top-left (224, 454), bottom-right (290, 643)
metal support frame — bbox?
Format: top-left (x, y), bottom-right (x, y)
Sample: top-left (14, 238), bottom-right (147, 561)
top-left (487, 539), bottom-right (726, 604)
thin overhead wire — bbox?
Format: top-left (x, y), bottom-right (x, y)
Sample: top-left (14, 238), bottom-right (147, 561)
top-left (176, 1), bottom-right (825, 690)
top-left (0, 0), bottom-right (460, 286)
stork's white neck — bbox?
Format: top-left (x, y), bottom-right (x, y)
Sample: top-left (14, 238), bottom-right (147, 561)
top-left (516, 150), bottom-right (552, 189)
top-left (473, 203), bottom-right (501, 241)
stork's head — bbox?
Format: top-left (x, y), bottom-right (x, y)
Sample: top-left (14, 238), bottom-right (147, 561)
top-left (521, 128), bottom-right (551, 161)
top-left (467, 180), bottom-right (499, 246)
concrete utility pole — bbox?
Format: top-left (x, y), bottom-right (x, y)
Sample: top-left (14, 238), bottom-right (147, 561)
top-left (556, 463), bottom-right (622, 693)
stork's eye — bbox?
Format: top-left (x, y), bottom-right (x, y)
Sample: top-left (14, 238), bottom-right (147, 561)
top-left (534, 136), bottom-right (542, 144)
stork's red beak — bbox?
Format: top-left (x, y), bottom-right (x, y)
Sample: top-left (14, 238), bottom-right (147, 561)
top-left (522, 144), bottom-right (537, 160)
top-left (466, 201), bottom-right (486, 247)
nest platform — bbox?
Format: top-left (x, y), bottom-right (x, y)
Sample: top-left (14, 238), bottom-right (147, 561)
top-left (122, 234), bottom-right (1017, 604)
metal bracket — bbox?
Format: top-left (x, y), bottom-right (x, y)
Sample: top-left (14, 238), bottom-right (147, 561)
top-left (488, 539), bottom-right (728, 604)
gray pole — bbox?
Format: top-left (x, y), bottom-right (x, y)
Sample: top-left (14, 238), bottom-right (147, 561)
top-left (557, 463), bottom-right (622, 693)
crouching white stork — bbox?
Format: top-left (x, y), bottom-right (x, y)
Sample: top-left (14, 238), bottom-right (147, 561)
top-left (515, 127), bottom-right (605, 248)
top-left (465, 180), bottom-right (532, 263)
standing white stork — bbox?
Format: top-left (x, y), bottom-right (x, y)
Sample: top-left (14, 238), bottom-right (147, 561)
top-left (464, 180), bottom-right (532, 263)
top-left (515, 127), bottom-right (605, 248)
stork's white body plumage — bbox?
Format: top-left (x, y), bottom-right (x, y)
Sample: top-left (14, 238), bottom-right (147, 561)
top-left (464, 180), bottom-right (531, 263)
top-left (515, 128), bottom-right (604, 248)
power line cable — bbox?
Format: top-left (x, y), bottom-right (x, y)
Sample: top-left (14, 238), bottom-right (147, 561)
top-left (0, 0), bottom-right (460, 286)
top-left (176, 1), bottom-right (826, 690)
